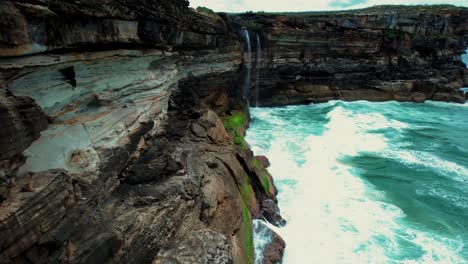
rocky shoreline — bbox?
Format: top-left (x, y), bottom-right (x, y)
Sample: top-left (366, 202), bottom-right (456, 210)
top-left (234, 6), bottom-right (468, 106)
top-left (0, 1), bottom-right (467, 263)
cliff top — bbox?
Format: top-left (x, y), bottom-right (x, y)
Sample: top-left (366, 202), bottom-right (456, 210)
top-left (233, 4), bottom-right (468, 17)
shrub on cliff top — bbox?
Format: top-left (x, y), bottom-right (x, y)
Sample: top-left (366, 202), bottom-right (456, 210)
top-left (196, 6), bottom-right (216, 15)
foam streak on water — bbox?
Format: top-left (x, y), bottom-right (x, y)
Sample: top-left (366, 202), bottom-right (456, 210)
top-left (246, 101), bottom-right (468, 264)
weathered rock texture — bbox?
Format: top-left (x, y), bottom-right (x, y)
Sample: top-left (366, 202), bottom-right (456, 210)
top-left (0, 89), bottom-right (48, 161)
top-left (1, 2), bottom-right (468, 264)
top-left (235, 6), bottom-right (468, 105)
top-left (0, 1), bottom-right (279, 264)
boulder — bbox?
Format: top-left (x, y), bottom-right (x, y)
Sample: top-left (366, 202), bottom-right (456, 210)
top-left (255, 156), bottom-right (271, 168)
top-left (263, 231), bottom-right (286, 264)
top-left (261, 199), bottom-right (286, 227)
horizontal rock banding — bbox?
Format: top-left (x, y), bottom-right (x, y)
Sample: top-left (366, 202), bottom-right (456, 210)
top-left (235, 7), bottom-right (468, 105)
top-left (1, 2), bottom-right (468, 264)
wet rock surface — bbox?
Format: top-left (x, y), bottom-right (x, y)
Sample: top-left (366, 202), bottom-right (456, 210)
top-left (261, 200), bottom-right (286, 228)
top-left (253, 221), bottom-right (285, 264)
top-left (1, 1), bottom-right (468, 263)
top-left (262, 231), bottom-right (286, 264)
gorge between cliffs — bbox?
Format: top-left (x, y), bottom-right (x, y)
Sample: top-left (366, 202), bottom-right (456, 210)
top-left (1, 1), bottom-right (468, 264)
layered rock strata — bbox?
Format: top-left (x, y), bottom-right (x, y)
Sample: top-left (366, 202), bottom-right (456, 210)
top-left (1, 2), bottom-right (468, 264)
top-left (235, 6), bottom-right (468, 105)
top-left (0, 1), bottom-right (279, 263)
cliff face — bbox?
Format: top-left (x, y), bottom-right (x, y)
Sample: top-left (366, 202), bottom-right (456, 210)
top-left (0, 1), bottom-right (280, 264)
top-left (236, 6), bottom-right (468, 106)
top-left (1, 2), bottom-right (468, 264)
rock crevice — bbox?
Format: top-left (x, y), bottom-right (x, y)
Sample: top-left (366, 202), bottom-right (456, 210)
top-left (1, 2), bottom-right (468, 264)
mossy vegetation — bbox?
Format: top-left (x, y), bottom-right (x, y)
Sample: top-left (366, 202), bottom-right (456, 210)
top-left (252, 158), bottom-right (262, 169)
top-left (242, 201), bottom-right (255, 264)
top-left (195, 6), bottom-right (223, 20)
top-left (223, 110), bottom-right (249, 150)
top-left (242, 20), bottom-right (263, 31)
top-left (261, 175), bottom-right (271, 193)
top-left (196, 6), bottom-right (216, 15)
top-left (232, 4), bottom-right (467, 17)
top-left (414, 33), bottom-right (454, 43)
top-left (240, 175), bottom-right (254, 205)
top-left (384, 29), bottom-right (405, 39)
top-left (428, 33), bottom-right (452, 40)
top-left (252, 158), bottom-right (271, 193)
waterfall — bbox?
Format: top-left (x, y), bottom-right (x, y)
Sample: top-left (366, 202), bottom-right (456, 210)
top-left (462, 49), bottom-right (468, 95)
top-left (242, 28), bottom-right (252, 101)
top-left (255, 33), bottom-right (261, 107)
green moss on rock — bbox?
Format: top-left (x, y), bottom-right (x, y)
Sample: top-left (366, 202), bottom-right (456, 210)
top-left (223, 110), bottom-right (249, 150)
top-left (384, 29), bottom-right (405, 39)
top-left (242, 201), bottom-right (254, 264)
top-left (261, 174), bottom-right (271, 193)
top-left (240, 176), bottom-right (254, 205)
top-left (252, 158), bottom-right (272, 193)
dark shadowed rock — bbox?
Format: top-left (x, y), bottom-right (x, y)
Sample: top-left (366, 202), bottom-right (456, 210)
top-left (235, 7), bottom-right (468, 105)
top-left (261, 199), bottom-right (286, 227)
top-left (1, 1), bottom-right (467, 263)
top-left (0, 89), bottom-right (48, 161)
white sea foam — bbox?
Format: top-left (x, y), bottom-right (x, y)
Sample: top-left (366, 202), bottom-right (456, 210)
top-left (384, 150), bottom-right (468, 183)
top-left (253, 220), bottom-right (272, 264)
top-left (247, 103), bottom-right (466, 264)
top-left (426, 100), bottom-right (468, 108)
top-left (417, 188), bottom-right (468, 210)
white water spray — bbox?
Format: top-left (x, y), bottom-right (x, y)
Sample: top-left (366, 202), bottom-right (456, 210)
top-left (253, 220), bottom-right (272, 264)
top-left (242, 29), bottom-right (252, 101)
top-left (247, 102), bottom-right (468, 263)
top-left (255, 33), bottom-right (261, 107)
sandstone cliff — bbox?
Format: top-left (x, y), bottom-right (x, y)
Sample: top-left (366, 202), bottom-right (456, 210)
top-left (0, 1), bottom-right (277, 263)
top-left (235, 5), bottom-right (468, 105)
top-left (1, 2), bottom-right (468, 264)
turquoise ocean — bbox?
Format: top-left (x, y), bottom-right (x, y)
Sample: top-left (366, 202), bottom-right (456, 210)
top-left (248, 51), bottom-right (468, 263)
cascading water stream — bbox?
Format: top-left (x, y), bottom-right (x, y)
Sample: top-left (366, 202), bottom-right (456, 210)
top-left (255, 33), bottom-right (261, 107)
top-left (242, 29), bottom-right (252, 102)
top-left (462, 48), bottom-right (468, 95)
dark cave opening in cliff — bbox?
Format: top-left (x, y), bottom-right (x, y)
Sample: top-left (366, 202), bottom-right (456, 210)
top-left (413, 46), bottom-right (436, 58)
